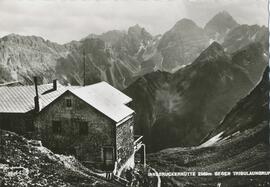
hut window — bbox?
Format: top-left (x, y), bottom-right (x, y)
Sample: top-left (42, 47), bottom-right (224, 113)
top-left (66, 98), bottom-right (72, 108)
top-left (52, 121), bottom-right (61, 134)
top-left (79, 122), bottom-right (88, 135)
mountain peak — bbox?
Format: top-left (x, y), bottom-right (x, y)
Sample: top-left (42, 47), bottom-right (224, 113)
top-left (2, 33), bottom-right (44, 40)
top-left (205, 11), bottom-right (239, 36)
top-left (195, 41), bottom-right (228, 63)
top-left (157, 17), bottom-right (209, 71)
top-left (0, 33), bottom-right (59, 47)
top-left (128, 24), bottom-right (152, 40)
top-left (218, 10), bottom-right (232, 17)
top-left (203, 41), bottom-right (225, 56)
top-left (169, 18), bottom-right (202, 35)
top-left (208, 41), bottom-right (224, 50)
top-left (129, 24), bottom-right (142, 30)
top-left (128, 24), bottom-right (144, 34)
top-left (176, 18), bottom-right (196, 25)
top-left (173, 18), bottom-right (198, 30)
top-left (213, 10), bottom-right (235, 20)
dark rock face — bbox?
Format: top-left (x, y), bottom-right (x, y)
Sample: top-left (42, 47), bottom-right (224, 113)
top-left (204, 11), bottom-right (239, 42)
top-left (231, 42), bottom-right (268, 84)
top-left (204, 66), bottom-right (269, 141)
top-left (157, 19), bottom-right (210, 72)
top-left (147, 67), bottom-right (269, 187)
top-left (124, 70), bottom-right (173, 151)
top-left (125, 42), bottom-right (267, 152)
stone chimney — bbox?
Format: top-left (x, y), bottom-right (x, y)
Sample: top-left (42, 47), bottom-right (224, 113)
top-left (33, 77), bottom-right (40, 112)
top-left (53, 79), bottom-right (57, 90)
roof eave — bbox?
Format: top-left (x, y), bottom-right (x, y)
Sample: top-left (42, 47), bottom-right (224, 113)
top-left (115, 113), bottom-right (134, 126)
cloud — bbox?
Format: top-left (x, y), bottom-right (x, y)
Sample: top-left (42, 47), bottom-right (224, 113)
top-left (0, 0), bottom-right (267, 44)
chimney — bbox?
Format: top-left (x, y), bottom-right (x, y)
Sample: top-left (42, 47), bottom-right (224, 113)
top-left (33, 77), bottom-right (40, 112)
top-left (53, 79), bottom-right (57, 90)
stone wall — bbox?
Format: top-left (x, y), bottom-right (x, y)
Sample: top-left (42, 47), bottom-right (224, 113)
top-left (0, 113), bottom-right (34, 138)
top-left (34, 91), bottom-right (115, 169)
top-left (116, 116), bottom-right (134, 170)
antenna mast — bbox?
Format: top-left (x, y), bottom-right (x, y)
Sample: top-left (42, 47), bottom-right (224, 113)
top-left (83, 48), bottom-right (86, 86)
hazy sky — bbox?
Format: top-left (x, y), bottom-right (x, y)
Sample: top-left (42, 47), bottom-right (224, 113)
top-left (0, 0), bottom-right (268, 44)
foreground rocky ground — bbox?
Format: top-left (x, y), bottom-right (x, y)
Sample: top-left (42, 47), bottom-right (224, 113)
top-left (0, 129), bottom-right (160, 187)
top-left (0, 129), bottom-right (120, 187)
top-left (148, 123), bottom-right (270, 187)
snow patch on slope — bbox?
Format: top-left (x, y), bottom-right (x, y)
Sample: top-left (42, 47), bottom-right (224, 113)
top-left (198, 132), bottom-right (224, 148)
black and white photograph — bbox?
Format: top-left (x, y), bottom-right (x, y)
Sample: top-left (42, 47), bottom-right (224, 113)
top-left (0, 0), bottom-right (269, 186)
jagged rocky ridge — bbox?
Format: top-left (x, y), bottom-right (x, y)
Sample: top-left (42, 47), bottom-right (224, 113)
top-left (124, 41), bottom-right (268, 152)
top-left (0, 25), bottom-right (158, 89)
top-left (147, 66), bottom-right (270, 187)
top-left (0, 34), bottom-right (69, 84)
top-left (56, 25), bottom-right (158, 89)
top-left (0, 11), bottom-right (267, 88)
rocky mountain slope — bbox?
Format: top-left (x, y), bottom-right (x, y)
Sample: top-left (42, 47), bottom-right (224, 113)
top-left (56, 37), bottom-right (137, 89)
top-left (0, 34), bottom-right (70, 84)
top-left (0, 129), bottom-right (119, 186)
top-left (55, 25), bottom-right (158, 89)
top-left (147, 67), bottom-right (269, 187)
top-left (231, 42), bottom-right (268, 84)
top-left (202, 66), bottom-right (269, 144)
top-left (124, 41), bottom-right (268, 152)
top-left (222, 24), bottom-right (268, 53)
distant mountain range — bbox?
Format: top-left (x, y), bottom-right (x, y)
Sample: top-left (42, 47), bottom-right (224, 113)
top-left (147, 66), bottom-right (269, 186)
top-left (0, 11), bottom-right (267, 89)
top-left (0, 25), bottom-right (156, 89)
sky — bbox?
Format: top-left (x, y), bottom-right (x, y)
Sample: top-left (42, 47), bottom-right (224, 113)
top-left (0, 0), bottom-right (268, 44)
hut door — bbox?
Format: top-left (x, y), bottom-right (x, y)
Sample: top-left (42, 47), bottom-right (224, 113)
top-left (102, 146), bottom-right (114, 170)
